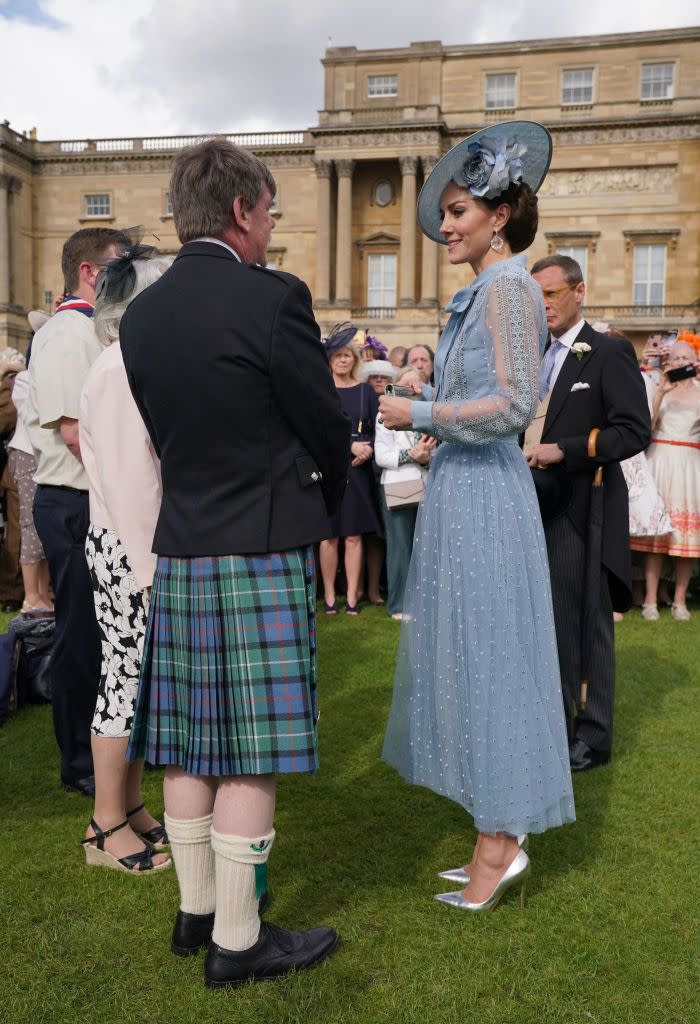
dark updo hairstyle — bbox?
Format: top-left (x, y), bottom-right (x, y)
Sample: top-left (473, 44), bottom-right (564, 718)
top-left (480, 181), bottom-right (538, 253)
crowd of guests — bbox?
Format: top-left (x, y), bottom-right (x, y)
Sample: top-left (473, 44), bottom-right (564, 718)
top-left (318, 325), bottom-right (436, 619)
top-left (590, 327), bottom-right (700, 621)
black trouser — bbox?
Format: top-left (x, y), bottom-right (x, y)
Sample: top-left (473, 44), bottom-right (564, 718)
top-left (33, 485), bottom-right (100, 780)
top-left (545, 513), bottom-right (615, 753)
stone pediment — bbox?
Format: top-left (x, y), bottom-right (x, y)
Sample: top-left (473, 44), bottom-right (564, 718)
top-left (356, 232), bottom-right (400, 249)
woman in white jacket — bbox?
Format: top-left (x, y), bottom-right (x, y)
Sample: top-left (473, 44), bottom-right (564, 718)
top-left (374, 368), bottom-right (435, 619)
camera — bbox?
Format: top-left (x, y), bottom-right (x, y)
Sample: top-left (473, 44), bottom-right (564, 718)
top-left (667, 363), bottom-right (697, 383)
top-left (384, 383), bottom-right (416, 398)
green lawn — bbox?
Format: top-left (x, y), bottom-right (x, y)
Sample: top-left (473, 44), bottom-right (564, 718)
top-left (1, 605), bottom-right (698, 1024)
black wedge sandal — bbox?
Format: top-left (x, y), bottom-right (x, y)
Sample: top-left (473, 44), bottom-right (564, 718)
top-left (81, 817), bottom-right (171, 874)
top-left (127, 803), bottom-right (169, 848)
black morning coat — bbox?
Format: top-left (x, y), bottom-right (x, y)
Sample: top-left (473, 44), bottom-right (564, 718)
top-left (119, 241), bottom-right (351, 557)
top-left (542, 321), bottom-right (652, 610)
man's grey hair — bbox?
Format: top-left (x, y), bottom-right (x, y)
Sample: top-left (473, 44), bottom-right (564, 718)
top-left (531, 254), bottom-right (584, 286)
top-left (94, 255), bottom-right (174, 346)
top-left (168, 139), bottom-right (276, 244)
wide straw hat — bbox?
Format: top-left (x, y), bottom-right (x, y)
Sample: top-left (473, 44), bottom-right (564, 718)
top-left (28, 309), bottom-right (50, 333)
top-left (417, 120), bottom-right (553, 243)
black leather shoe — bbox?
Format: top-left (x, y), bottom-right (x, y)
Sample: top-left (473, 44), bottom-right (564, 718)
top-left (172, 911), bottom-right (215, 957)
top-left (171, 893), bottom-right (271, 957)
top-left (60, 774), bottom-right (96, 797)
top-left (569, 739), bottom-right (611, 773)
top-left (204, 920), bottom-right (339, 989)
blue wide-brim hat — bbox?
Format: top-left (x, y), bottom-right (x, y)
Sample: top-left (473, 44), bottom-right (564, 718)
top-left (417, 120), bottom-right (553, 243)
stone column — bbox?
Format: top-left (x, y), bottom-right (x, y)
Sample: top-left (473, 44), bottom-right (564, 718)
top-left (314, 160), bottom-right (333, 305)
top-left (334, 159), bottom-right (354, 306)
top-left (419, 155), bottom-right (440, 307)
top-left (0, 173), bottom-right (11, 307)
top-left (398, 156), bottom-right (418, 306)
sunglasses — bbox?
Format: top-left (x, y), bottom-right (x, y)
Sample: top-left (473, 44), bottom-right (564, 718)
top-left (540, 285), bottom-right (577, 303)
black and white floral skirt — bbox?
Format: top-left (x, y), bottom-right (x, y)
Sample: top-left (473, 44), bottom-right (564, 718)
top-left (85, 525), bottom-right (149, 738)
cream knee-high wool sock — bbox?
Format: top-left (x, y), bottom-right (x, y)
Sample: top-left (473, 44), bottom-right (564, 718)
top-left (163, 812), bottom-right (215, 916)
top-left (210, 827), bottom-right (275, 952)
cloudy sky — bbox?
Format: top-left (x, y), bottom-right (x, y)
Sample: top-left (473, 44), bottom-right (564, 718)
top-left (1, 0), bottom-right (697, 140)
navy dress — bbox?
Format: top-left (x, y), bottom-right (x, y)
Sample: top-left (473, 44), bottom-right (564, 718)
top-left (324, 383), bottom-right (383, 539)
top-left (382, 255), bottom-right (575, 835)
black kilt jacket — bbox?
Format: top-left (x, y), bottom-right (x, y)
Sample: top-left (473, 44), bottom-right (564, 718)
top-left (120, 241), bottom-right (351, 557)
top-left (542, 321), bottom-right (651, 610)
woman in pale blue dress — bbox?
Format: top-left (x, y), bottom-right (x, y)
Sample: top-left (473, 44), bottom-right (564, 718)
top-left (380, 121), bottom-right (575, 912)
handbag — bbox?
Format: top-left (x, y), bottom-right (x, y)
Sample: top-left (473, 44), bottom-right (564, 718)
top-left (384, 476), bottom-right (425, 509)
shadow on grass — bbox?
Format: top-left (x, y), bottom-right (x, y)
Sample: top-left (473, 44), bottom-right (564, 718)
top-left (276, 627), bottom-right (693, 926)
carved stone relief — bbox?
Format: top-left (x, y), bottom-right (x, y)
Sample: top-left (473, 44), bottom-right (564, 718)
top-left (550, 123), bottom-right (700, 146)
top-left (539, 165), bottom-right (676, 198)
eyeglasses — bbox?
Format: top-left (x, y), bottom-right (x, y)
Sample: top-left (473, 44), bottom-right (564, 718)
top-left (540, 285), bottom-right (576, 303)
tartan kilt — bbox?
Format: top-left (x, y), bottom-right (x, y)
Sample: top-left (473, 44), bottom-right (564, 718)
top-left (126, 546), bottom-right (318, 776)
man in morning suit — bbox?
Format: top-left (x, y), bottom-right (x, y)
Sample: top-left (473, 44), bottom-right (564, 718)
top-left (120, 140), bottom-right (350, 989)
top-left (527, 254), bottom-right (651, 772)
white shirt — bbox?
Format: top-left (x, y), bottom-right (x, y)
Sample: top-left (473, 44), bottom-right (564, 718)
top-left (547, 319), bottom-right (585, 391)
top-left (25, 309), bottom-right (102, 488)
top-left (193, 237), bottom-right (241, 261)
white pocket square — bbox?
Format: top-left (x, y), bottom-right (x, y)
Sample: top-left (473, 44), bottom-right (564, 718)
top-left (570, 382), bottom-right (590, 392)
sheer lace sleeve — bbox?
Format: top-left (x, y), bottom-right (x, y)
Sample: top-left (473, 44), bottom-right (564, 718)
top-left (425, 273), bottom-right (542, 446)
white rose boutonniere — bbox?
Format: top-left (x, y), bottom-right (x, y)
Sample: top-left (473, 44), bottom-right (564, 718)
top-left (571, 341), bottom-right (592, 361)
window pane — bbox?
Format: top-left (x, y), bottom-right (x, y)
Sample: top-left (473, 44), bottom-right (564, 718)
top-left (562, 68), bottom-right (593, 104)
top-left (367, 254), bottom-right (397, 307)
top-left (650, 246), bottom-right (665, 276)
top-left (633, 244), bottom-right (665, 305)
top-left (84, 193), bottom-right (111, 217)
top-left (485, 73), bottom-right (515, 109)
top-left (641, 63), bottom-right (674, 100)
top-left (556, 246), bottom-right (587, 279)
top-left (368, 75), bottom-right (397, 97)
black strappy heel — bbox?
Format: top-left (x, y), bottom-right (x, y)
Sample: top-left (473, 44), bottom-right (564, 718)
top-left (127, 803), bottom-right (169, 848)
top-left (81, 817), bottom-right (171, 873)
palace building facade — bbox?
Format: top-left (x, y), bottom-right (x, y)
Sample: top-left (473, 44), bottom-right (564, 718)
top-left (0, 25), bottom-right (699, 351)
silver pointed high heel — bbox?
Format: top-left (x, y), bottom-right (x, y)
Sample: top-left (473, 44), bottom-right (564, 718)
top-left (434, 849), bottom-right (531, 912)
top-left (438, 834), bottom-right (528, 885)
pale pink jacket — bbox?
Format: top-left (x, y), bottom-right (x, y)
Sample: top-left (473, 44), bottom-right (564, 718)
top-left (79, 343), bottom-right (161, 589)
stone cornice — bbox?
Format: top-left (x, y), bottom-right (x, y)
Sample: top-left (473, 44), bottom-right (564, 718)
top-left (35, 150), bottom-right (314, 176)
top-left (323, 26), bottom-right (699, 64)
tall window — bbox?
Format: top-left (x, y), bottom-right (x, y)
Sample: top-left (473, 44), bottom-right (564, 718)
top-left (367, 254), bottom-right (397, 308)
top-left (556, 245), bottom-right (588, 280)
top-left (633, 245), bottom-right (666, 305)
top-left (641, 63), bottom-right (674, 100)
top-left (485, 73), bottom-right (516, 110)
top-left (561, 68), bottom-right (594, 105)
top-left (368, 74), bottom-right (397, 98)
top-left (84, 194), bottom-right (111, 217)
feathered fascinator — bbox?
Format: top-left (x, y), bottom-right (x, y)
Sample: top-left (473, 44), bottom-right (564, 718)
top-left (95, 226), bottom-right (158, 306)
top-left (360, 333), bottom-right (388, 359)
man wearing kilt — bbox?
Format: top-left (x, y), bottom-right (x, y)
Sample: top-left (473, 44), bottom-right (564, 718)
top-left (120, 139), bottom-right (350, 989)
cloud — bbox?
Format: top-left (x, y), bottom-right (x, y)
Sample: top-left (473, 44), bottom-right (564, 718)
top-left (0, 1), bottom-right (697, 139)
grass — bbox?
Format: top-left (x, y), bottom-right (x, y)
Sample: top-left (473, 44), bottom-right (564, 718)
top-left (1, 604), bottom-right (698, 1024)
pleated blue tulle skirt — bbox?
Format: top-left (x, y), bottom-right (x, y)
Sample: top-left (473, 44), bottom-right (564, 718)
top-left (382, 437), bottom-right (575, 835)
